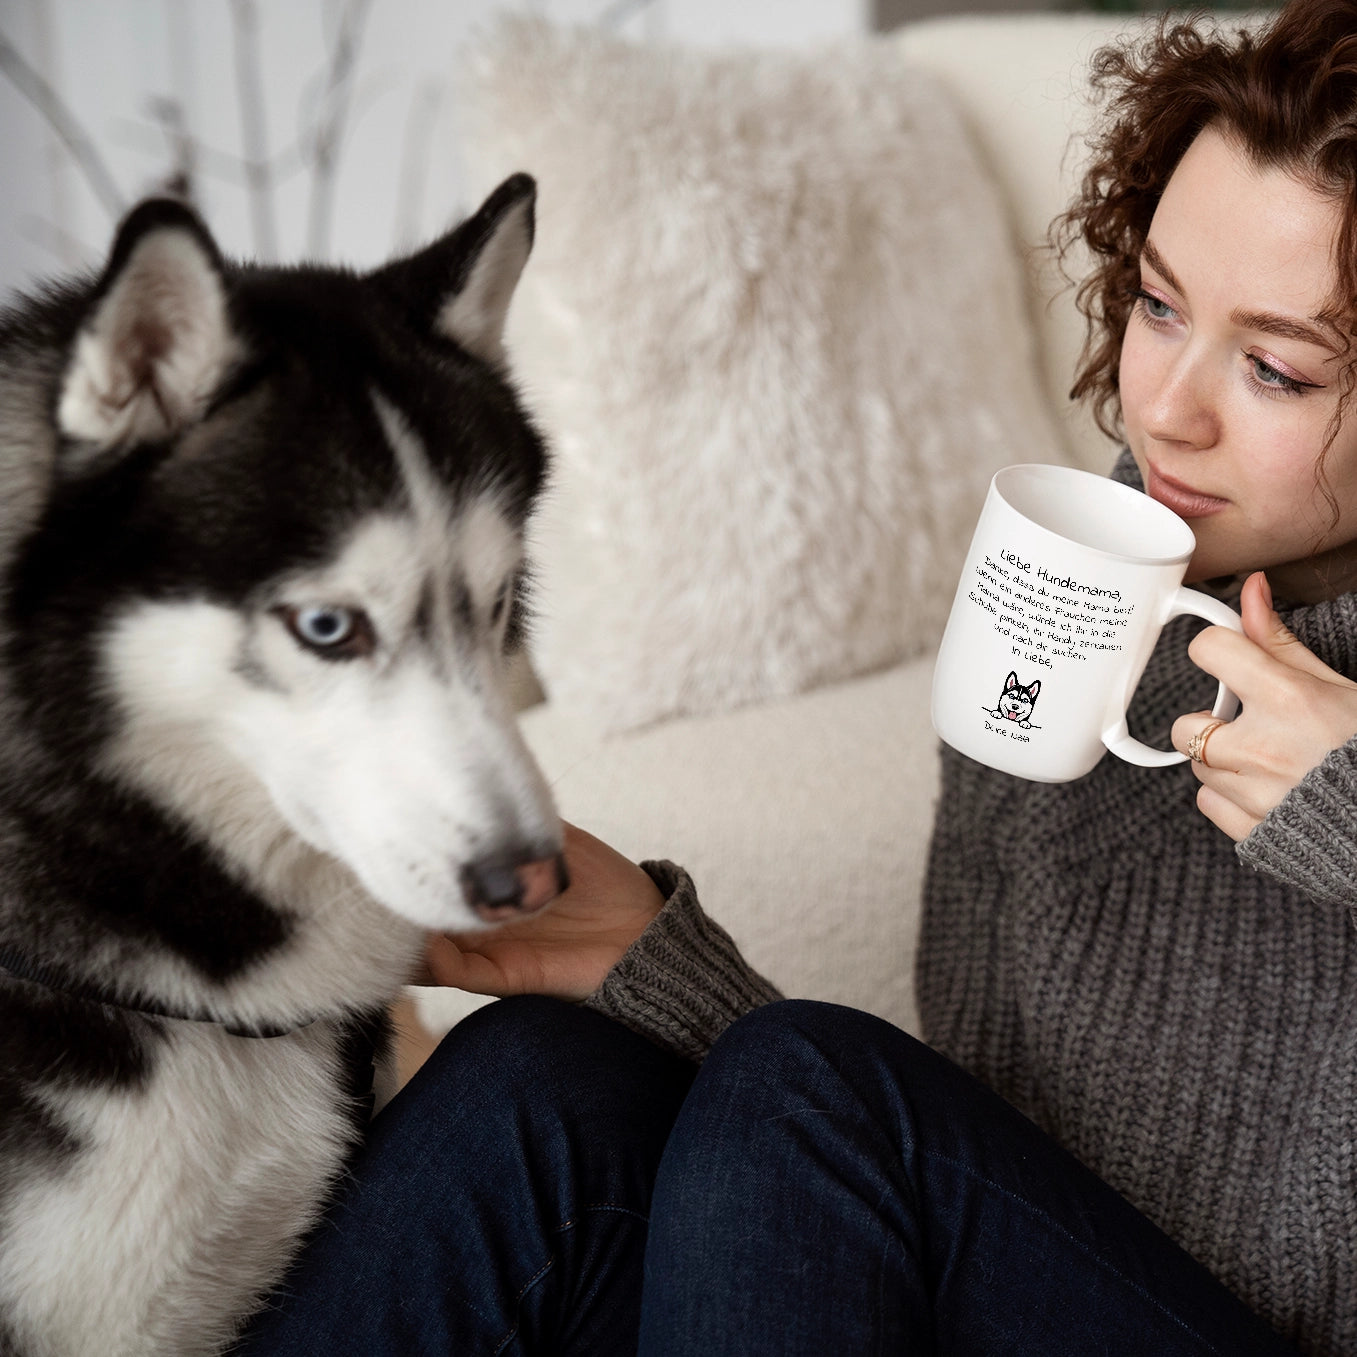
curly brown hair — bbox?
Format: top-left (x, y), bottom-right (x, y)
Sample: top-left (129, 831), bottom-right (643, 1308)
top-left (1053, 0), bottom-right (1357, 446)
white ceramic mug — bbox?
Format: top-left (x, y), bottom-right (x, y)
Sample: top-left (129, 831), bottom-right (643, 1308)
top-left (931, 463), bottom-right (1242, 783)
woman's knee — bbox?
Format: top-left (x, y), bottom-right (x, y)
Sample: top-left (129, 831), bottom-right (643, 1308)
top-left (704, 999), bottom-right (927, 1087)
top-left (410, 994), bottom-right (694, 1126)
top-left (691, 999), bottom-right (983, 1151)
top-left (418, 994), bottom-right (619, 1089)
top-left (358, 996), bottom-right (695, 1237)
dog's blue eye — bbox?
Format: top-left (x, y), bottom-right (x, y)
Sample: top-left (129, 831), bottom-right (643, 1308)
top-left (298, 608), bottom-right (351, 644)
top-left (279, 605), bottom-right (375, 659)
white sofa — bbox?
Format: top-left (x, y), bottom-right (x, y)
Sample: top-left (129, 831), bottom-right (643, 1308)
top-left (411, 11), bottom-right (1169, 1041)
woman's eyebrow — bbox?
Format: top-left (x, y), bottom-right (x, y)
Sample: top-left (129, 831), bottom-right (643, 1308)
top-left (1141, 237), bottom-right (1339, 354)
top-left (1140, 238), bottom-right (1185, 296)
top-left (1228, 307), bottom-right (1340, 353)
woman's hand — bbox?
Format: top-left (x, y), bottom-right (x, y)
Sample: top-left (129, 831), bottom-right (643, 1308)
top-left (414, 822), bottom-right (665, 1001)
top-left (1172, 571), bottom-right (1357, 841)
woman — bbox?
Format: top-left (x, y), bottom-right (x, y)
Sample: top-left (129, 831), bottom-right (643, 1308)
top-left (238, 1), bottom-right (1357, 1352)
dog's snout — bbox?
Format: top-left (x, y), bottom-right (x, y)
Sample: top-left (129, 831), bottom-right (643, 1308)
top-left (461, 849), bottom-right (569, 923)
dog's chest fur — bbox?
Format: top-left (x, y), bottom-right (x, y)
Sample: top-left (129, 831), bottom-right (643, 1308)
top-left (1, 1020), bottom-right (359, 1357)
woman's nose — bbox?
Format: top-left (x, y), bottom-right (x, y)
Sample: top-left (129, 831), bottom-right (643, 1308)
top-left (1140, 350), bottom-right (1220, 450)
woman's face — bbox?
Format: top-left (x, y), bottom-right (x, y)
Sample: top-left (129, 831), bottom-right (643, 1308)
top-left (1119, 125), bottom-right (1356, 600)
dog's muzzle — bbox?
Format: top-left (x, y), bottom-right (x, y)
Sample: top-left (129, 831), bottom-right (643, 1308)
top-left (460, 850), bottom-right (570, 923)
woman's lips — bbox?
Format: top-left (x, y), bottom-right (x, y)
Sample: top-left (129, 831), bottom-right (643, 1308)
top-left (1146, 464), bottom-right (1230, 518)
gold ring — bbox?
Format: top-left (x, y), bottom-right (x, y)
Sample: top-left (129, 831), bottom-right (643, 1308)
top-left (1186, 718), bottom-right (1225, 767)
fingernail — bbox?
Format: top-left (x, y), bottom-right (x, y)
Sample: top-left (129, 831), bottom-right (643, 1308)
top-left (1259, 572), bottom-right (1273, 611)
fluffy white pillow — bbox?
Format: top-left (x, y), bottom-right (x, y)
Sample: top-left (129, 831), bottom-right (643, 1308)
top-left (461, 18), bottom-right (1065, 733)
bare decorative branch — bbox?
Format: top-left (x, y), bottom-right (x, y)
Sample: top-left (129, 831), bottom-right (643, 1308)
top-left (0, 29), bottom-right (124, 220)
top-left (306, 0), bottom-right (375, 260)
top-left (229, 0), bottom-right (277, 261)
top-left (16, 212), bottom-right (97, 274)
top-left (392, 80), bottom-right (444, 254)
top-left (144, 96), bottom-right (199, 204)
top-left (596, 0), bottom-right (662, 31)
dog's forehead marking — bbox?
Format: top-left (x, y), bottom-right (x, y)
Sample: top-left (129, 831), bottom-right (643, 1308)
top-left (370, 390), bottom-right (521, 603)
top-left (271, 393), bottom-right (523, 661)
top-left (372, 392), bottom-right (449, 544)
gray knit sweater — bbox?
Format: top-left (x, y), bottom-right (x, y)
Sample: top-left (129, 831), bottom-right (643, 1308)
top-left (585, 860), bottom-right (784, 1064)
top-left (585, 458), bottom-right (1356, 1355)
top-left (921, 452), bottom-right (1357, 1356)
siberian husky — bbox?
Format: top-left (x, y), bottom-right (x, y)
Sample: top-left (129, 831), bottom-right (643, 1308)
top-left (0, 175), bottom-right (567, 1356)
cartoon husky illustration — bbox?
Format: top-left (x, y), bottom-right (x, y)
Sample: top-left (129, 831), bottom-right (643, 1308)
top-left (0, 176), bottom-right (567, 1356)
top-left (988, 671), bottom-right (1042, 728)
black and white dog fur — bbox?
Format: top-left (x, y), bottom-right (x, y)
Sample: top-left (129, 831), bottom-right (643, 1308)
top-left (0, 175), bottom-right (568, 1356)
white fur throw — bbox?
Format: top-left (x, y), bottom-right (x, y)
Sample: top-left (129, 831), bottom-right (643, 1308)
top-left (461, 19), bottom-right (1065, 733)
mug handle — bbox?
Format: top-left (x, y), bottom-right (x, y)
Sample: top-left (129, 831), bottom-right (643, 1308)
top-left (1101, 586), bottom-right (1243, 768)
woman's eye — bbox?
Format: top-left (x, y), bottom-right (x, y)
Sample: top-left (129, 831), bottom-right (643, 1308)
top-left (1134, 289), bottom-right (1176, 323)
top-left (1251, 356), bottom-right (1287, 386)
top-left (280, 605), bottom-right (375, 658)
top-left (1244, 353), bottom-right (1315, 398)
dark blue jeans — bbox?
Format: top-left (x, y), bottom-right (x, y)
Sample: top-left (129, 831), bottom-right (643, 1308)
top-left (235, 997), bottom-right (1293, 1355)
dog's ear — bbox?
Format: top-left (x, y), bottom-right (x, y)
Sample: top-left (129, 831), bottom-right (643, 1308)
top-left (371, 173), bottom-right (535, 368)
top-left (57, 199), bottom-right (239, 455)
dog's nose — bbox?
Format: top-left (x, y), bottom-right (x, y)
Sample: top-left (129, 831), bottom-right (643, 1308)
top-left (461, 850), bottom-right (569, 924)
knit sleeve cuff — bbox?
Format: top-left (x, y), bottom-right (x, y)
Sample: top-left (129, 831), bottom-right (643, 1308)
top-left (1237, 740), bottom-right (1357, 910)
top-left (582, 861), bottom-right (785, 1063)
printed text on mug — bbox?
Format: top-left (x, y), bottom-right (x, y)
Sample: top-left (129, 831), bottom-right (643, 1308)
top-left (965, 550), bottom-right (1135, 668)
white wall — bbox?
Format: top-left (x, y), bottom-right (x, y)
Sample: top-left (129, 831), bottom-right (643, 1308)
top-left (0, 0), bottom-right (868, 300)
